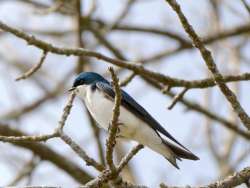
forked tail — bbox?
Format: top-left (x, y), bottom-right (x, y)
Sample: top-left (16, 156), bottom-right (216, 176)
top-left (162, 138), bottom-right (199, 161)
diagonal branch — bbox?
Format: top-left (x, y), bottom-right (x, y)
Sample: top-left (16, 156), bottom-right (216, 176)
top-left (0, 124), bottom-right (93, 184)
top-left (15, 50), bottom-right (48, 81)
top-left (1, 20), bottom-right (250, 89)
top-left (165, 0), bottom-right (250, 130)
top-left (241, 0), bottom-right (250, 16)
top-left (59, 132), bottom-right (104, 171)
top-left (117, 144), bottom-right (144, 174)
top-left (0, 85), bottom-right (75, 143)
top-left (167, 87), bottom-right (189, 110)
top-left (7, 156), bottom-right (39, 186)
top-left (143, 77), bottom-right (250, 140)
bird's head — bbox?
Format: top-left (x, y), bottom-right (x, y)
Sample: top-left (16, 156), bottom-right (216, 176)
top-left (69, 72), bottom-right (107, 92)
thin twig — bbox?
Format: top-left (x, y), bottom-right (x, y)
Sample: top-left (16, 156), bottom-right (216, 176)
top-left (113, 0), bottom-right (135, 27)
top-left (36, 0), bottom-right (64, 15)
top-left (241, 0), bottom-right (250, 16)
top-left (0, 132), bottom-right (57, 143)
top-left (144, 77), bottom-right (250, 140)
top-left (0, 123), bottom-right (93, 184)
top-left (168, 87), bottom-right (188, 110)
top-left (57, 91), bottom-right (76, 131)
top-left (201, 166), bottom-right (250, 188)
top-left (7, 156), bottom-right (39, 186)
top-left (165, 0), bottom-right (250, 130)
top-left (87, 112), bottom-right (105, 166)
top-left (1, 20), bottom-right (250, 88)
top-left (16, 50), bottom-right (48, 81)
top-left (82, 137), bottom-right (143, 187)
top-left (1, 74), bottom-right (69, 120)
top-left (120, 72), bottom-right (136, 87)
top-left (81, 68), bottom-right (141, 188)
top-left (106, 67), bottom-right (122, 171)
top-left (89, 26), bottom-right (125, 60)
top-left (0, 91), bottom-right (76, 142)
top-left (81, 170), bottom-right (112, 188)
top-left (160, 167), bottom-right (250, 188)
top-left (59, 131), bottom-right (104, 171)
top-left (138, 23), bottom-right (250, 63)
top-left (95, 19), bottom-right (250, 46)
top-left (75, 0), bottom-right (86, 73)
top-left (117, 144), bottom-right (144, 174)
top-left (234, 148), bottom-right (250, 167)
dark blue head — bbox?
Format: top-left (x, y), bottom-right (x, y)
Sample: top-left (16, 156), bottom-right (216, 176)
top-left (72, 72), bottom-right (108, 89)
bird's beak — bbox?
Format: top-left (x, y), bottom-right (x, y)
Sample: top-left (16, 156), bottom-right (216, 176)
top-left (68, 87), bottom-right (76, 92)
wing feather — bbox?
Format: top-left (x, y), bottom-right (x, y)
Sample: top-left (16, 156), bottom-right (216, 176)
top-left (95, 81), bottom-right (190, 152)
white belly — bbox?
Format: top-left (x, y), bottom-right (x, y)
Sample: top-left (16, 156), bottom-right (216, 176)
top-left (75, 84), bottom-right (175, 161)
top-left (75, 85), bottom-right (161, 145)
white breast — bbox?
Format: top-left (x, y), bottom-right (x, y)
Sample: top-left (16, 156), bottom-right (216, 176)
top-left (75, 85), bottom-right (162, 146)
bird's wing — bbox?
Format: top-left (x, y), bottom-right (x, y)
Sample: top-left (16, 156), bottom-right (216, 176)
top-left (95, 81), bottom-right (190, 151)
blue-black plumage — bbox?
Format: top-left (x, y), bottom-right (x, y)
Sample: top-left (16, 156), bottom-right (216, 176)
top-left (71, 72), bottom-right (199, 169)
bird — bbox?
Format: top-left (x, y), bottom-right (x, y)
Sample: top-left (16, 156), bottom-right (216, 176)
top-left (69, 72), bottom-right (199, 169)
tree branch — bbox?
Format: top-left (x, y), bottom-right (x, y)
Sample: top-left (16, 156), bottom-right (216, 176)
top-left (165, 0), bottom-right (250, 130)
top-left (1, 20), bottom-right (250, 89)
top-left (106, 67), bottom-right (122, 171)
top-left (59, 132), bottom-right (105, 171)
top-left (143, 77), bottom-right (250, 140)
top-left (160, 167), bottom-right (250, 188)
top-left (0, 124), bottom-right (93, 184)
top-left (15, 50), bottom-right (48, 81)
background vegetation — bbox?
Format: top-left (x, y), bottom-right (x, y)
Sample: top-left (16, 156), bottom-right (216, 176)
top-left (0, 0), bottom-right (250, 187)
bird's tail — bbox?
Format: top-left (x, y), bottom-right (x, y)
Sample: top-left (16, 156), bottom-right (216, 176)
top-left (162, 138), bottom-right (199, 169)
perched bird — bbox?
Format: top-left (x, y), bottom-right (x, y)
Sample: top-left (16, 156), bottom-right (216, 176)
top-left (70, 72), bottom-right (199, 168)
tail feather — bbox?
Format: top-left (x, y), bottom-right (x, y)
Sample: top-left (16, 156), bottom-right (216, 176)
top-left (163, 139), bottom-right (199, 161)
top-left (164, 157), bottom-right (180, 169)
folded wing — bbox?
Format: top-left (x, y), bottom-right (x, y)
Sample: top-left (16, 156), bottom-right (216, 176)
top-left (96, 81), bottom-right (199, 160)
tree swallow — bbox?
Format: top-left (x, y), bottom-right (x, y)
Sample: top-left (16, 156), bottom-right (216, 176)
top-left (70, 72), bottom-right (199, 169)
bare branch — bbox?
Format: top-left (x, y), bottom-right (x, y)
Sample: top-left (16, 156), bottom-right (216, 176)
top-left (87, 112), bottom-right (105, 166)
top-left (1, 20), bottom-right (250, 89)
top-left (106, 22), bottom-right (250, 45)
top-left (202, 167), bottom-right (250, 188)
top-left (106, 67), bottom-right (122, 171)
top-left (139, 23), bottom-right (250, 63)
top-left (57, 91), bottom-right (76, 131)
top-left (1, 76), bottom-right (68, 120)
top-left (81, 169), bottom-right (112, 188)
top-left (0, 124), bottom-right (93, 184)
top-left (1, 1), bottom-right (250, 187)
top-left (0, 132), bottom-right (57, 143)
top-left (120, 72), bottom-right (136, 87)
top-left (160, 167), bottom-right (250, 188)
top-left (15, 50), bottom-right (48, 81)
top-left (143, 77), bottom-right (250, 140)
top-left (81, 68), bottom-right (143, 187)
top-left (117, 144), bottom-right (144, 174)
top-left (241, 0), bottom-right (250, 16)
top-left (165, 0), bottom-right (250, 129)
top-left (168, 88), bottom-right (189, 110)
top-left (59, 131), bottom-right (104, 171)
top-left (7, 156), bottom-right (38, 186)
